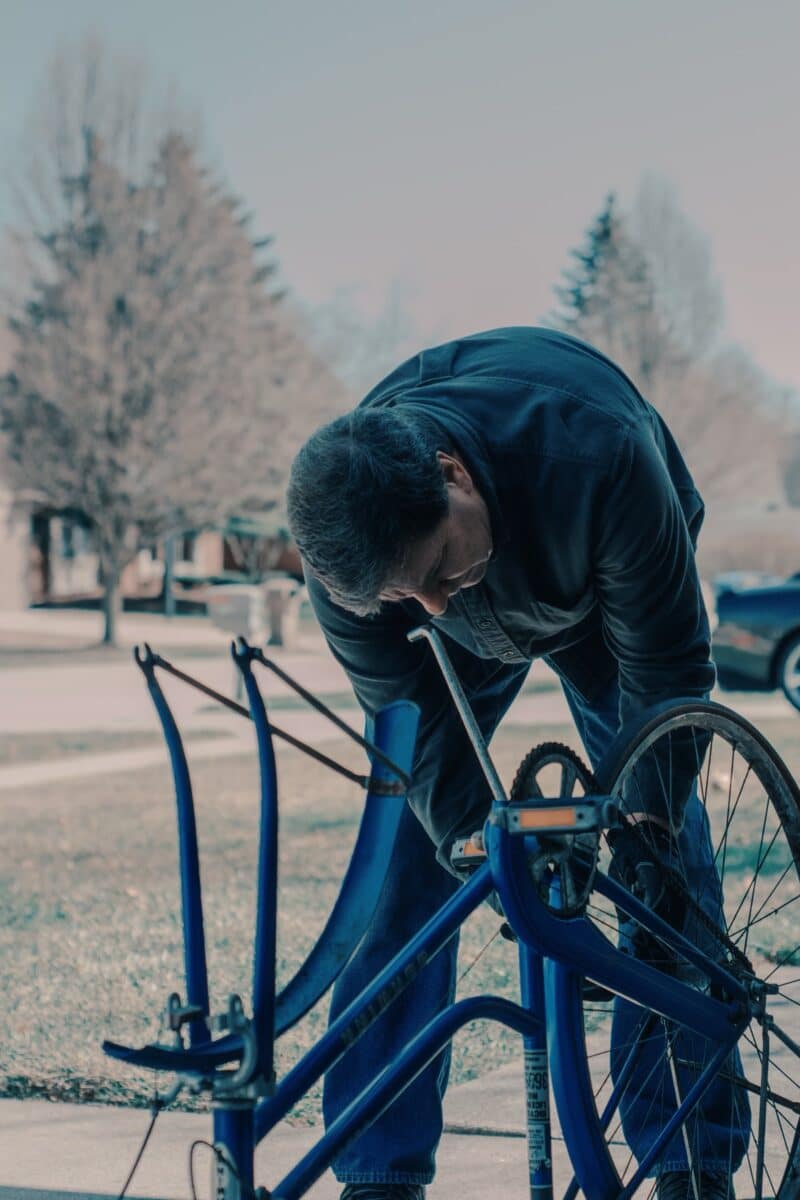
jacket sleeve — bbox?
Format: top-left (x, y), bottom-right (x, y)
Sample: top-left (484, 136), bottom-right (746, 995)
top-left (593, 426), bottom-right (714, 724)
top-left (305, 572), bottom-right (520, 868)
top-left (592, 428), bottom-right (715, 825)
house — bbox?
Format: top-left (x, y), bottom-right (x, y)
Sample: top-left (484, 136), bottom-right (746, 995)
top-left (0, 483), bottom-right (28, 609)
top-left (18, 507), bottom-right (301, 610)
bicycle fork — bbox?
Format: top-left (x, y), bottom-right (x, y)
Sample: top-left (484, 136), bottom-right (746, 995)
top-left (520, 941), bottom-right (554, 1200)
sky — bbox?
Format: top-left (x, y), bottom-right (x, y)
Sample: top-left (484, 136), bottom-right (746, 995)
top-left (1, 0), bottom-right (799, 391)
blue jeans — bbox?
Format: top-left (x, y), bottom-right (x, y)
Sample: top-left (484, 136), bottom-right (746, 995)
top-left (323, 666), bottom-right (748, 1184)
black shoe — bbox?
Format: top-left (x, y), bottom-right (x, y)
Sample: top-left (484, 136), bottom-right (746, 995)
top-left (609, 821), bottom-right (680, 916)
top-left (582, 979), bottom-right (614, 1002)
top-left (340, 1186), bottom-right (426, 1200)
top-left (657, 1170), bottom-right (733, 1199)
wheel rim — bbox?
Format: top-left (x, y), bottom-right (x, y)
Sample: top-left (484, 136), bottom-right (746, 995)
top-left (781, 643), bottom-right (800, 709)
top-left (574, 704), bottom-right (800, 1198)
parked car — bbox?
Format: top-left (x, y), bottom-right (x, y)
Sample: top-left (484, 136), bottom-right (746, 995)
top-left (712, 569), bottom-right (785, 596)
top-left (713, 577), bottom-right (800, 712)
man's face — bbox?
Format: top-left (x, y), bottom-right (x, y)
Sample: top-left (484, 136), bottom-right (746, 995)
top-left (378, 452), bottom-right (494, 616)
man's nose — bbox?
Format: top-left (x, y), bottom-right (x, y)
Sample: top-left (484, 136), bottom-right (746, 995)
top-left (415, 585), bottom-right (449, 616)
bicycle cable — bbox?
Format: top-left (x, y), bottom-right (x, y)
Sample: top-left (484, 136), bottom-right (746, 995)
top-left (114, 1013), bottom-right (170, 1200)
top-left (457, 922), bottom-right (506, 986)
top-left (115, 1104), bottom-right (162, 1200)
top-left (154, 651), bottom-right (370, 787)
top-left (150, 649), bottom-right (411, 790)
top-left (189, 1137), bottom-right (262, 1200)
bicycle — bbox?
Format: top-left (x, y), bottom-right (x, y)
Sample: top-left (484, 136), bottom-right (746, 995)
top-left (103, 626), bottom-right (800, 1199)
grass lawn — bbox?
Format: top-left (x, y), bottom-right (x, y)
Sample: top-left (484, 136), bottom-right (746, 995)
top-left (0, 720), bottom-right (581, 1121)
top-left (1, 709), bottom-right (799, 1125)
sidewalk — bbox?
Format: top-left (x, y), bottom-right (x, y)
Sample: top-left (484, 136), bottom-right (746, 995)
top-left (0, 642), bottom-right (351, 737)
top-left (3, 1000), bottom-right (793, 1198)
top-left (3, 980), bottom-right (792, 1198)
top-left (0, 1062), bottom-right (532, 1199)
top-left (0, 609), bottom-right (262, 650)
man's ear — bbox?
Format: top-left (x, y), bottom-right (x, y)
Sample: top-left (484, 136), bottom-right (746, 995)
top-left (436, 450), bottom-right (473, 491)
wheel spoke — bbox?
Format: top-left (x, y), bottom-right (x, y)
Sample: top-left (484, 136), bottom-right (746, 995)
top-left (743, 857), bottom-right (799, 934)
top-left (742, 806), bottom-right (779, 957)
top-left (578, 702), bottom-right (800, 1196)
top-left (765, 941), bottom-right (800, 981)
top-left (711, 759), bottom-right (752, 879)
top-left (731, 891), bottom-right (800, 942)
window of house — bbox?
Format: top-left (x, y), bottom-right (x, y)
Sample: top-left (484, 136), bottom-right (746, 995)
top-left (60, 520), bottom-right (75, 560)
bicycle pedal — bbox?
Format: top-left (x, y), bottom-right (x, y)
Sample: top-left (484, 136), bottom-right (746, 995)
top-left (450, 831), bottom-right (487, 874)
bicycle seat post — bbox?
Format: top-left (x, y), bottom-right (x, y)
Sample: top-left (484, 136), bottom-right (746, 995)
top-left (408, 626), bottom-right (508, 807)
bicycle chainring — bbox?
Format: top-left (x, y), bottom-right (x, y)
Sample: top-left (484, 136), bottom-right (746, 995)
top-left (509, 742), bottom-right (599, 918)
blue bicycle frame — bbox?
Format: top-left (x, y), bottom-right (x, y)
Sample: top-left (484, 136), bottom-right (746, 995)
top-left (104, 634), bottom-right (752, 1200)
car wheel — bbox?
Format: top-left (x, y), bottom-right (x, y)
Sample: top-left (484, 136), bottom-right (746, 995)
top-left (777, 633), bottom-right (800, 712)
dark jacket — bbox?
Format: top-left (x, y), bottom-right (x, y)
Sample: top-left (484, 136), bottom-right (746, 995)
top-left (306, 327), bottom-right (714, 862)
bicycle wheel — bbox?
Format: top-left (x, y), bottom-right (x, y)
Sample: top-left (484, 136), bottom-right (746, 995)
top-left (559, 700), bottom-right (800, 1199)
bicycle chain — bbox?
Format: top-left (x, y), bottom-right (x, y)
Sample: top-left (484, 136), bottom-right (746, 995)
top-left (617, 816), bottom-right (754, 979)
top-left (513, 741), bottom-right (754, 976)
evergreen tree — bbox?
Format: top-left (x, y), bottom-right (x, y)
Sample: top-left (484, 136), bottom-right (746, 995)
top-left (549, 193), bottom-right (670, 388)
top-left (550, 192), bottom-right (615, 331)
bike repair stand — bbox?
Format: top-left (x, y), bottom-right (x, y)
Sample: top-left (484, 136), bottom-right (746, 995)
top-left (103, 637), bottom-right (419, 1199)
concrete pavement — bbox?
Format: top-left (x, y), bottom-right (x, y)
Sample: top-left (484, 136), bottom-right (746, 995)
top-left (0, 642), bottom-right (349, 737)
top-left (0, 609), bottom-right (242, 649)
top-left (0, 666), bottom-right (793, 795)
top-left (0, 1077), bottom-right (534, 1200)
top-left (0, 608), bottom-right (794, 746)
top-left (3, 999), bottom-right (797, 1199)
top-left (1, 603), bottom-right (793, 824)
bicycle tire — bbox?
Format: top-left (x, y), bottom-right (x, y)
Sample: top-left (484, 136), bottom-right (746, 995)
top-left (550, 700), bottom-right (800, 1199)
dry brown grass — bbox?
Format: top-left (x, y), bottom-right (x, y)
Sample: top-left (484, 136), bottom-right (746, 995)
top-left (0, 722), bottom-right (580, 1121)
top-left (2, 709), bottom-right (798, 1124)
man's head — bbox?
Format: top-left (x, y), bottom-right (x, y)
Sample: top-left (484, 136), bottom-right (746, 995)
top-left (287, 408), bottom-right (493, 617)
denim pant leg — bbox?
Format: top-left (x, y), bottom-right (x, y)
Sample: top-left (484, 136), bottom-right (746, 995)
top-left (324, 659), bottom-right (531, 1185)
top-left (323, 801), bottom-right (460, 1185)
top-left (560, 674), bottom-right (750, 1173)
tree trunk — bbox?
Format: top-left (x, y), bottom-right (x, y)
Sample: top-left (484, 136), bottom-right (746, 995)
top-left (163, 533), bottom-right (176, 617)
top-left (102, 567), bottom-right (122, 646)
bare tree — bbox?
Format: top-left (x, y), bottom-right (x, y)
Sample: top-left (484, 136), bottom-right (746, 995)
top-left (1, 116), bottom-right (295, 643)
top-left (300, 280), bottom-right (426, 397)
top-left (4, 36), bottom-right (195, 266)
top-left (629, 173), bottom-right (725, 364)
top-left (549, 188), bottom-right (787, 515)
top-left (649, 346), bottom-right (785, 510)
top-left (784, 436), bottom-right (800, 508)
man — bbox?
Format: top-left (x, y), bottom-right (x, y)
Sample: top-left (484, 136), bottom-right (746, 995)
top-left (287, 326), bottom-right (740, 1200)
